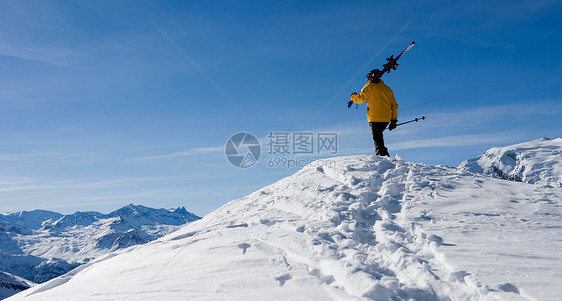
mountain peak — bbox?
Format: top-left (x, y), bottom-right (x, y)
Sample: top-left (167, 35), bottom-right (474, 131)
top-left (173, 206), bottom-right (188, 214)
top-left (120, 203), bottom-right (145, 212)
top-left (2, 210), bottom-right (63, 230)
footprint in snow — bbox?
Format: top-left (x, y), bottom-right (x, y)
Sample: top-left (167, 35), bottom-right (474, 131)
top-left (275, 274), bottom-right (291, 286)
top-left (238, 243), bottom-right (251, 255)
top-left (382, 198), bottom-right (402, 213)
top-left (227, 223), bottom-right (249, 228)
top-left (498, 283), bottom-right (520, 294)
top-left (427, 234), bottom-right (444, 245)
top-left (448, 270), bottom-right (470, 282)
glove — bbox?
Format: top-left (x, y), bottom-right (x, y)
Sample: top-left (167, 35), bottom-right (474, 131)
top-left (351, 92), bottom-right (358, 97)
top-left (388, 119), bottom-right (397, 131)
top-left (347, 100), bottom-right (354, 108)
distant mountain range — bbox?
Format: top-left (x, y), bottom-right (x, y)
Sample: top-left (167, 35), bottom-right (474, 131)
top-left (0, 204), bottom-right (199, 299)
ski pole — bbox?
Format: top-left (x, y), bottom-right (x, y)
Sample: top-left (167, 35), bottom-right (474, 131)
top-left (397, 116), bottom-right (425, 126)
top-left (386, 116), bottom-right (426, 130)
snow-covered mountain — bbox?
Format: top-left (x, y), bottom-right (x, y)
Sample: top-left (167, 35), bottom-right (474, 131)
top-left (459, 137), bottom-right (562, 186)
top-left (0, 272), bottom-right (34, 300)
top-left (0, 204), bottom-right (199, 299)
top-left (0, 211), bottom-right (63, 231)
top-left (7, 145), bottom-right (561, 300)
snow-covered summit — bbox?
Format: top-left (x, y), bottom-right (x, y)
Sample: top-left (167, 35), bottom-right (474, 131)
top-left (45, 211), bottom-right (104, 230)
top-left (0, 211), bottom-right (63, 231)
top-left (459, 137), bottom-right (562, 186)
top-left (107, 204), bottom-right (200, 227)
top-left (8, 154), bottom-right (561, 300)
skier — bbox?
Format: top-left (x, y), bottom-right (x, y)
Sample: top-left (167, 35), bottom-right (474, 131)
top-left (348, 69), bottom-right (399, 157)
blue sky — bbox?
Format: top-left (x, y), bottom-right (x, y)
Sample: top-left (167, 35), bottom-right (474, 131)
top-left (0, 0), bottom-right (560, 215)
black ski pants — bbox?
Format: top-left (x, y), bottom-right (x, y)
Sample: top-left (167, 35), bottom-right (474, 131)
top-left (369, 122), bottom-right (390, 157)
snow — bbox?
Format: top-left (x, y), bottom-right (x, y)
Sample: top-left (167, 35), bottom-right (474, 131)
top-left (1, 204), bottom-right (199, 265)
top-left (459, 137), bottom-right (562, 186)
top-left (7, 140), bottom-right (562, 300)
top-left (0, 204), bottom-right (199, 298)
top-left (0, 272), bottom-right (34, 300)
top-left (0, 211), bottom-right (63, 231)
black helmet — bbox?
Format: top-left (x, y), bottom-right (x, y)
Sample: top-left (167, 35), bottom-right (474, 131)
top-left (366, 69), bottom-right (381, 83)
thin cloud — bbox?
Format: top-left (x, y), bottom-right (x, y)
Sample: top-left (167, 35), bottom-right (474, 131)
top-left (0, 175), bottom-right (177, 193)
top-left (0, 42), bottom-right (80, 66)
top-left (0, 152), bottom-right (94, 162)
top-left (134, 146), bottom-right (224, 161)
top-left (0, 184), bottom-right (59, 193)
top-left (388, 134), bottom-right (515, 151)
top-left (425, 102), bottom-right (562, 127)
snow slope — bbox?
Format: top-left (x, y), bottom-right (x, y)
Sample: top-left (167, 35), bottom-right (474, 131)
top-left (8, 155), bottom-right (561, 300)
top-left (0, 272), bottom-right (34, 300)
top-left (459, 138), bottom-right (562, 186)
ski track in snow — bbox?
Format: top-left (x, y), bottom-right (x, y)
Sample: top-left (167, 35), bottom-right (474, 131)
top-left (7, 155), bottom-right (562, 300)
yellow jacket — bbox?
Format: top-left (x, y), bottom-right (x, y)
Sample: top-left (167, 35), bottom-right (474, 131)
top-left (351, 79), bottom-right (398, 122)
